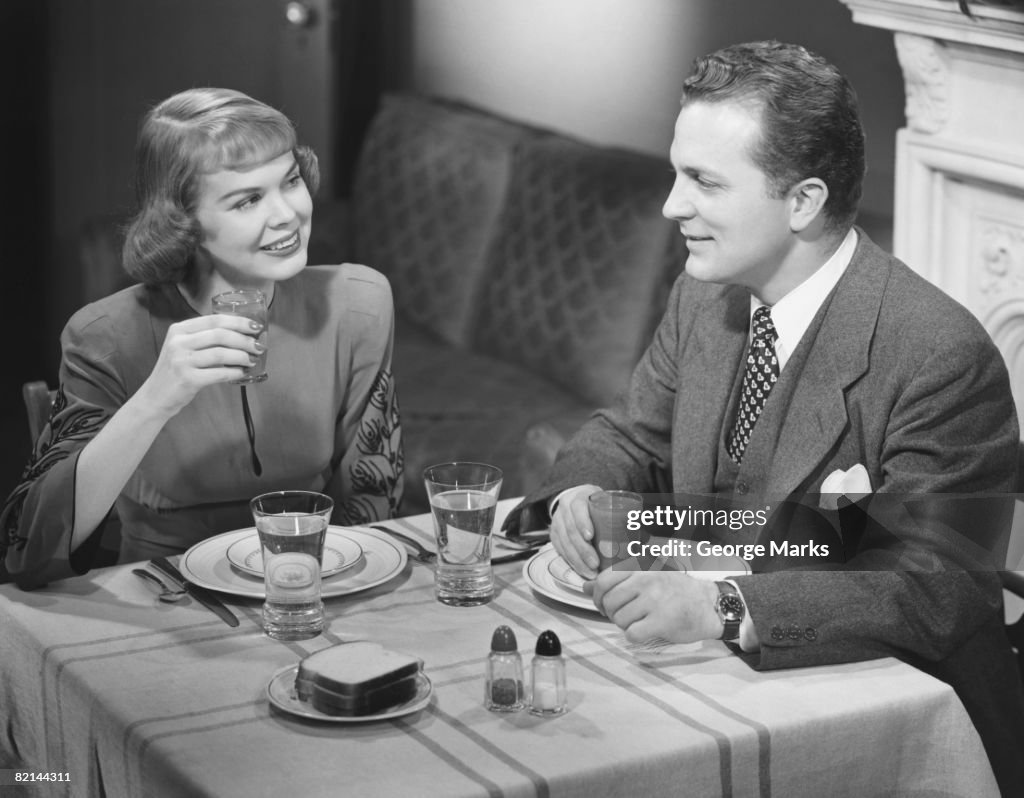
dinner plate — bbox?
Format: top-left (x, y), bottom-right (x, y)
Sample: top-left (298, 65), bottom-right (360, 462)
top-left (180, 526), bottom-right (407, 599)
top-left (523, 546), bottom-right (599, 612)
top-left (267, 664), bottom-right (432, 722)
top-left (546, 556), bottom-right (586, 593)
top-left (225, 530), bottom-right (363, 578)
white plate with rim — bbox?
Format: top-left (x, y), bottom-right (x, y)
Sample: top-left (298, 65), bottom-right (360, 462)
top-left (267, 664), bottom-right (432, 722)
top-left (524, 545), bottom-right (750, 612)
top-left (179, 525), bottom-right (406, 599)
top-left (523, 546), bottom-right (599, 612)
top-left (225, 529), bottom-right (363, 578)
top-left (546, 556), bottom-right (587, 593)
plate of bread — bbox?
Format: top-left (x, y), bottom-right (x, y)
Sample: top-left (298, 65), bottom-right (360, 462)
top-left (268, 642), bottom-right (432, 722)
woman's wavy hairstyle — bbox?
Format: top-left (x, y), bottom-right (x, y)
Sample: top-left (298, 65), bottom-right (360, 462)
top-left (122, 88), bottom-right (320, 285)
top-left (680, 41), bottom-right (865, 234)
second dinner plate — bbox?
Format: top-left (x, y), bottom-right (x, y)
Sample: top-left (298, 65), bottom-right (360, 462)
top-left (523, 546), bottom-right (599, 612)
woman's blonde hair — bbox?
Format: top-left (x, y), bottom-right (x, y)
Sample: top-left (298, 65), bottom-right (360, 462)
top-left (122, 87), bottom-right (320, 284)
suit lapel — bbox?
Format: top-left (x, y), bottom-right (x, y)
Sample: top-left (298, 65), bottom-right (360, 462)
top-left (673, 283), bottom-right (749, 493)
top-left (765, 233), bottom-right (890, 498)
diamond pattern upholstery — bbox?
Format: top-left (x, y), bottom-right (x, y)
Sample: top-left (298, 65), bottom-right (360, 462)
top-left (352, 95), bottom-right (527, 348)
top-left (474, 137), bottom-right (683, 406)
top-left (346, 94), bottom-right (686, 512)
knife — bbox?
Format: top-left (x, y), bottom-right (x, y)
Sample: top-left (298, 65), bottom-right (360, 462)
top-left (150, 557), bottom-right (239, 627)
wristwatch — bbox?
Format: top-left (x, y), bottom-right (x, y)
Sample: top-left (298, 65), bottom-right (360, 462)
top-left (714, 581), bottom-right (745, 641)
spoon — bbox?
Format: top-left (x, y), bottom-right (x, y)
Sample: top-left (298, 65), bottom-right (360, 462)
top-left (132, 568), bottom-right (188, 603)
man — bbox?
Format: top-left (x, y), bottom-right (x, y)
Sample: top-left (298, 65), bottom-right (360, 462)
top-left (505, 41), bottom-right (1024, 794)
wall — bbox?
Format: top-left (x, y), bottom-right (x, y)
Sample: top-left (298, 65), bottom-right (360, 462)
top-left (399, 0), bottom-right (905, 222)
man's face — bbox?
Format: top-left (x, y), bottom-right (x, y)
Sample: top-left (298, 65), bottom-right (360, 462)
top-left (663, 100), bottom-right (795, 299)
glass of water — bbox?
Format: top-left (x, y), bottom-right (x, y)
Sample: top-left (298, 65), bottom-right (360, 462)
top-left (423, 462), bottom-right (503, 606)
top-left (250, 490), bottom-right (333, 640)
top-left (212, 289), bottom-right (268, 383)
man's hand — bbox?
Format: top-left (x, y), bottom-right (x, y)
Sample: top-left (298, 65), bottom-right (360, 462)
top-left (550, 484), bottom-right (603, 579)
top-left (590, 570), bottom-right (723, 644)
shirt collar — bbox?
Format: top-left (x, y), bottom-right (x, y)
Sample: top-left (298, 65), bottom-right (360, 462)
top-left (750, 228), bottom-right (858, 370)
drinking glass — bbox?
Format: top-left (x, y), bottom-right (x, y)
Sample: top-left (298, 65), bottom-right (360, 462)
top-left (212, 289), bottom-right (268, 383)
top-left (250, 490), bottom-right (333, 640)
top-left (423, 462), bottom-right (503, 606)
top-left (588, 490), bottom-right (643, 571)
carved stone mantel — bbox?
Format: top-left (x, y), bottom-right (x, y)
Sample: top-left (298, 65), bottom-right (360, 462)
top-left (841, 0), bottom-right (1024, 419)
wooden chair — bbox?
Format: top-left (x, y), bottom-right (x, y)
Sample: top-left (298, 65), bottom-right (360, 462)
top-left (22, 380), bottom-right (56, 444)
top-left (18, 380), bottom-right (120, 567)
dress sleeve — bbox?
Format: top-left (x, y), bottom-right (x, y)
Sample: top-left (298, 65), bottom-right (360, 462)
top-left (1, 311), bottom-right (125, 587)
top-left (325, 271), bottom-right (404, 525)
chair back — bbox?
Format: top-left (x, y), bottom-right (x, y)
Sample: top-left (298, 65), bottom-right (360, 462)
top-left (23, 381), bottom-right (56, 444)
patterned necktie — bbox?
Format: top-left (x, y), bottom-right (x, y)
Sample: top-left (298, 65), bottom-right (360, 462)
top-left (726, 305), bottom-right (779, 464)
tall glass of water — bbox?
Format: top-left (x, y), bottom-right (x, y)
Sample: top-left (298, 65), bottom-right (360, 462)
top-left (250, 490), bottom-right (333, 639)
top-left (423, 462), bottom-right (503, 606)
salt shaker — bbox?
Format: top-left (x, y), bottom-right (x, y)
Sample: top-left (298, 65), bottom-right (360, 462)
top-left (529, 629), bottom-right (567, 716)
top-left (485, 625), bottom-right (524, 712)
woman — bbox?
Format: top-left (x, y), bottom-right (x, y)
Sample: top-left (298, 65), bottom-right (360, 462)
top-left (1, 88), bottom-right (403, 587)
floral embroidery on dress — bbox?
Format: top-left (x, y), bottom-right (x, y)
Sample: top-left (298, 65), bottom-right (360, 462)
top-left (1, 386), bottom-right (109, 555)
top-left (341, 368), bottom-right (404, 525)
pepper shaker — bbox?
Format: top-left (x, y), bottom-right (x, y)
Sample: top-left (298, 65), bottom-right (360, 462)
top-left (529, 629), bottom-right (567, 716)
top-left (485, 625), bottom-right (524, 712)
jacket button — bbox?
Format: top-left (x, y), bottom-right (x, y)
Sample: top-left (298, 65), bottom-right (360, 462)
top-left (787, 625), bottom-right (802, 640)
top-left (736, 481), bottom-right (749, 495)
top-left (804, 627), bottom-right (818, 641)
top-left (770, 625), bottom-right (784, 641)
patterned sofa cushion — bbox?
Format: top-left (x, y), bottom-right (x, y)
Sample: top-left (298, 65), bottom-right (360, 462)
top-left (352, 94), bottom-right (527, 349)
top-left (473, 135), bottom-right (684, 406)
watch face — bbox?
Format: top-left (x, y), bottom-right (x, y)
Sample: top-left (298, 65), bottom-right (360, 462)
top-left (718, 594), bottom-right (744, 621)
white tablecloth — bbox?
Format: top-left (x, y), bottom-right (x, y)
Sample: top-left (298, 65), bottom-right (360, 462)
top-left (0, 499), bottom-right (999, 797)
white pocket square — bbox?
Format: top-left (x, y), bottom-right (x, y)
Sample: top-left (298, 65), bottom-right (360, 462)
top-left (820, 464), bottom-right (871, 511)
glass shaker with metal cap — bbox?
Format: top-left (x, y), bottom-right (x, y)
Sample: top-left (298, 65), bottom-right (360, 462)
top-left (529, 629), bottom-right (567, 716)
top-left (485, 625), bottom-right (524, 712)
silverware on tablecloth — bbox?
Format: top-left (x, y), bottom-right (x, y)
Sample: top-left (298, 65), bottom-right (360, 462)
top-left (149, 557), bottom-right (240, 628)
top-left (369, 525), bottom-right (437, 564)
top-left (132, 568), bottom-right (187, 603)
top-left (369, 523), bottom-right (544, 567)
top-left (494, 535), bottom-right (547, 551)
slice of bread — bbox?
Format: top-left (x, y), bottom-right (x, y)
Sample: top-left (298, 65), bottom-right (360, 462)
top-left (295, 642), bottom-right (422, 716)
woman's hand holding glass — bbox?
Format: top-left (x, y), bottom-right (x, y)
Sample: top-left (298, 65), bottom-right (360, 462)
top-left (138, 314), bottom-right (266, 418)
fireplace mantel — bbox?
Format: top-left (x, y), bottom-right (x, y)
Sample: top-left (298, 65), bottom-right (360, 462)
top-left (842, 0), bottom-right (1024, 418)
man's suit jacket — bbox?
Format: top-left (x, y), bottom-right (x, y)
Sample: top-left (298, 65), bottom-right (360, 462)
top-left (508, 231), bottom-right (1024, 794)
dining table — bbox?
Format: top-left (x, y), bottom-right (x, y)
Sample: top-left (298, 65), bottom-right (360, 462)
top-left (0, 497), bottom-right (999, 798)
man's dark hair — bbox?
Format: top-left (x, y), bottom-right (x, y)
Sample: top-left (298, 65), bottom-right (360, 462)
top-left (681, 40), bottom-right (865, 232)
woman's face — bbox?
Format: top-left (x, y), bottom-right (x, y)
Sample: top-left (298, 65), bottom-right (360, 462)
top-left (192, 150), bottom-right (313, 292)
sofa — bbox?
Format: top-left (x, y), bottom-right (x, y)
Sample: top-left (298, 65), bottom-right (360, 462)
top-left (334, 93), bottom-right (688, 512)
top-left (77, 92), bottom-right (687, 516)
